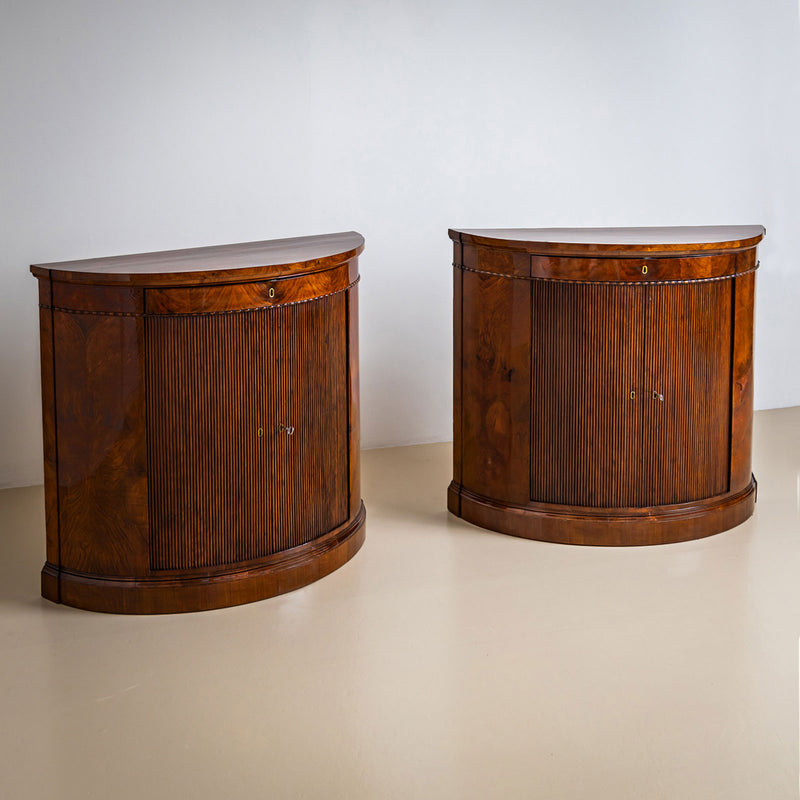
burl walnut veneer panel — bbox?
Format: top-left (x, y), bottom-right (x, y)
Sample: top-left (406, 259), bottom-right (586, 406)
top-left (449, 226), bottom-right (764, 546)
top-left (32, 232), bottom-right (365, 613)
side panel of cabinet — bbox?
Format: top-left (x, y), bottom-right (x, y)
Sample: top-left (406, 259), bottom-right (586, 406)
top-left (460, 270), bottom-right (531, 504)
top-left (642, 280), bottom-right (732, 505)
top-left (146, 293), bottom-right (349, 570)
top-left (36, 280), bottom-right (60, 589)
top-left (729, 270), bottom-right (756, 492)
top-left (530, 281), bottom-right (645, 507)
top-left (452, 260), bottom-right (463, 489)
top-left (53, 307), bottom-right (150, 576)
top-left (347, 283), bottom-right (362, 518)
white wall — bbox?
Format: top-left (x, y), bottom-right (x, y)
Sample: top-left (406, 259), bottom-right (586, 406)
top-left (1, 0), bottom-right (798, 488)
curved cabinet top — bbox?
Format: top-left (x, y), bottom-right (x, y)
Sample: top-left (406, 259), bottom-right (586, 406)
top-left (31, 231), bottom-right (364, 287)
top-left (449, 225), bottom-right (765, 258)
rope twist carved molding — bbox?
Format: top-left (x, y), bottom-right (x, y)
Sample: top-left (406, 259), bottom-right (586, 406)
top-left (453, 263), bottom-right (759, 286)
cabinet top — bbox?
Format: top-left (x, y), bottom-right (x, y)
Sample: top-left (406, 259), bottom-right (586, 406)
top-left (449, 226), bottom-right (765, 257)
top-left (30, 231), bottom-right (364, 286)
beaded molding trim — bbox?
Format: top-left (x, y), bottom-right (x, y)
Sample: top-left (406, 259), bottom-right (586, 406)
top-left (453, 263), bottom-right (759, 286)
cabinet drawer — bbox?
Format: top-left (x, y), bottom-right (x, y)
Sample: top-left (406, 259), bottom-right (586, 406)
top-left (530, 254), bottom-right (737, 282)
top-left (145, 263), bottom-right (350, 314)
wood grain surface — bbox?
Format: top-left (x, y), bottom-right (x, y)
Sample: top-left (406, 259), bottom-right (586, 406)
top-left (460, 269), bottom-right (531, 505)
top-left (450, 226), bottom-right (763, 545)
top-left (32, 234), bottom-right (364, 612)
top-left (529, 280), bottom-right (645, 508)
top-left (147, 293), bottom-right (348, 570)
top-left (32, 231), bottom-right (364, 287)
top-left (450, 226), bottom-right (765, 257)
top-left (53, 309), bottom-right (149, 576)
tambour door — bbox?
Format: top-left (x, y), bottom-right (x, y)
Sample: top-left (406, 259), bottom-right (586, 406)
top-left (146, 292), bottom-right (349, 571)
top-left (641, 280), bottom-right (732, 505)
top-left (530, 280), bottom-right (645, 508)
top-left (530, 277), bottom-right (734, 510)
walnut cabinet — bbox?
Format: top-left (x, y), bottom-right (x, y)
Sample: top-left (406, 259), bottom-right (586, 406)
top-left (448, 226), bottom-right (764, 545)
top-left (32, 232), bottom-right (365, 612)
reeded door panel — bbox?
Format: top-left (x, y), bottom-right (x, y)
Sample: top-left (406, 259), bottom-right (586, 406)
top-left (146, 293), bottom-right (348, 570)
top-left (530, 280), bottom-right (645, 508)
top-left (642, 281), bottom-right (732, 505)
top-left (530, 278), bottom-right (733, 509)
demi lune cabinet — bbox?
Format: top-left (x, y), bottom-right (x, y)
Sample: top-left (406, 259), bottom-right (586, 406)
top-left (32, 232), bottom-right (365, 613)
top-left (448, 226), bottom-right (764, 546)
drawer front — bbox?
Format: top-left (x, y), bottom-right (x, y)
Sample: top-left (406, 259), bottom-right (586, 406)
top-left (530, 254), bottom-right (737, 282)
top-left (145, 263), bottom-right (350, 314)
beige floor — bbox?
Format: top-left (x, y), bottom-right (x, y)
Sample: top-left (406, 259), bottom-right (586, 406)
top-left (0, 407), bottom-right (798, 799)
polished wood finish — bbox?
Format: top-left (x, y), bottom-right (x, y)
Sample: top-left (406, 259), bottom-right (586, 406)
top-left (529, 253), bottom-right (738, 282)
top-left (145, 263), bottom-right (351, 314)
top-left (32, 232), bottom-right (365, 612)
top-left (529, 280), bottom-right (645, 507)
top-left (36, 279), bottom-right (59, 600)
top-left (31, 232), bottom-right (364, 286)
top-left (453, 226), bottom-right (765, 257)
top-left (452, 255), bottom-right (463, 495)
top-left (642, 280), bottom-right (732, 505)
top-left (460, 270), bottom-right (531, 505)
top-left (453, 483), bottom-right (756, 547)
top-left (53, 306), bottom-right (149, 576)
top-left (347, 286), bottom-right (361, 519)
top-left (449, 226), bottom-right (764, 546)
top-left (730, 269), bottom-right (757, 493)
top-left (52, 282), bottom-right (144, 313)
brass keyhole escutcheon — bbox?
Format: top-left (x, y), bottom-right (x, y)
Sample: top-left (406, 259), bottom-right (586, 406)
top-left (257, 427), bottom-right (263, 437)
top-left (642, 264), bottom-right (648, 275)
top-left (268, 287), bottom-right (275, 298)
top-left (629, 390), bottom-right (636, 399)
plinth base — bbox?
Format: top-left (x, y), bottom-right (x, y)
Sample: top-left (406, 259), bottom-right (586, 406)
top-left (447, 482), bottom-right (756, 546)
top-left (42, 504), bottom-right (366, 614)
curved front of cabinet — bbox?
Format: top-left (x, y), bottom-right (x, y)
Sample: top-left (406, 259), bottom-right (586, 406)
top-left (449, 228), bottom-right (760, 546)
top-left (146, 291), bottom-right (350, 571)
top-left (33, 233), bottom-right (365, 612)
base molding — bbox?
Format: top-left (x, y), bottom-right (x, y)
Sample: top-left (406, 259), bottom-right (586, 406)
top-left (447, 481), bottom-right (756, 546)
top-left (42, 503), bottom-right (366, 614)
